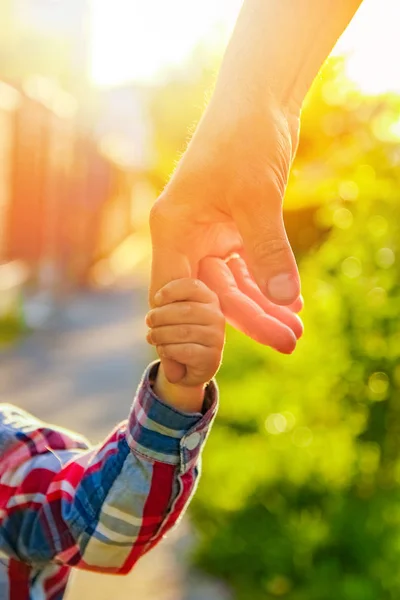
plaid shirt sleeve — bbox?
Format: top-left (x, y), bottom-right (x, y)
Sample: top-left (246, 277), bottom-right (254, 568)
top-left (0, 361), bottom-right (218, 576)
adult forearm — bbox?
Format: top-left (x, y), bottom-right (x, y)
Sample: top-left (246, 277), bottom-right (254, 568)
top-left (215, 0), bottom-right (363, 110)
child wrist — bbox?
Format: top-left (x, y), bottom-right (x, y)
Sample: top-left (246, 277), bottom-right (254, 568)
top-left (154, 366), bottom-right (205, 413)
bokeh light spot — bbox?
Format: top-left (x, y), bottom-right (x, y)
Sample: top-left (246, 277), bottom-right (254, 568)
top-left (282, 411), bottom-right (296, 432)
top-left (333, 207), bottom-right (353, 229)
top-left (375, 247), bottom-right (395, 269)
top-left (341, 257), bottom-right (362, 278)
top-left (372, 112), bottom-right (400, 142)
top-left (265, 414), bottom-right (287, 435)
top-left (368, 372), bottom-right (389, 401)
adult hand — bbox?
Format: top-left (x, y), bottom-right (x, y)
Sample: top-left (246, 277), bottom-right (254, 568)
top-left (149, 0), bottom-right (363, 384)
top-left (149, 93), bottom-right (303, 383)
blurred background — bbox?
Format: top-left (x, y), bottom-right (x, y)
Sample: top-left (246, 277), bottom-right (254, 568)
top-left (1, 0), bottom-right (400, 599)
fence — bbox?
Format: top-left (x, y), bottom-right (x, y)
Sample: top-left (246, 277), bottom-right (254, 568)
top-left (0, 79), bottom-right (137, 303)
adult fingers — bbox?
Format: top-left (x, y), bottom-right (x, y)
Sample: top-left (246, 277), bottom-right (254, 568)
top-left (199, 257), bottom-right (297, 354)
top-left (288, 295), bottom-right (304, 313)
top-left (227, 256), bottom-right (303, 339)
top-left (231, 189), bottom-right (300, 305)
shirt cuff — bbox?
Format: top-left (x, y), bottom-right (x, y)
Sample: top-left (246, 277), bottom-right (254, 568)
top-left (126, 361), bottom-right (218, 474)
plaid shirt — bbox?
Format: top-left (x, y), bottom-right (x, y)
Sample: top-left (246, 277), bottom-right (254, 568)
top-left (0, 362), bottom-right (218, 600)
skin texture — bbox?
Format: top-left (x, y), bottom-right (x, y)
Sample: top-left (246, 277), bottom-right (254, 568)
top-left (149, 0), bottom-right (364, 384)
top-left (149, 100), bottom-right (303, 382)
top-left (147, 278), bottom-right (225, 412)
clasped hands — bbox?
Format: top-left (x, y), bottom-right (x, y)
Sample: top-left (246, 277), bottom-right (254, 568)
top-left (148, 92), bottom-right (303, 384)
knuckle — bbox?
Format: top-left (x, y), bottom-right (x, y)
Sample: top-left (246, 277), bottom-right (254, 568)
top-left (181, 303), bottom-right (193, 318)
top-left (149, 200), bottom-right (168, 234)
top-left (149, 194), bottom-right (178, 237)
top-left (153, 328), bottom-right (163, 343)
top-left (158, 288), bottom-right (169, 304)
top-left (252, 236), bottom-right (289, 261)
top-left (191, 278), bottom-right (202, 291)
top-left (149, 205), bottom-right (161, 235)
top-left (181, 344), bottom-right (193, 360)
top-left (178, 325), bottom-right (191, 340)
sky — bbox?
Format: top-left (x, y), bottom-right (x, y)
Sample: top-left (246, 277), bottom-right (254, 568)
top-left (90, 0), bottom-right (400, 95)
top-left (90, 0), bottom-right (241, 85)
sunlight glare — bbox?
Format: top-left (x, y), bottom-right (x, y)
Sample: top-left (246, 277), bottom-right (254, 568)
top-left (90, 0), bottom-right (241, 86)
top-left (333, 0), bottom-right (400, 95)
top-left (91, 0), bottom-right (400, 96)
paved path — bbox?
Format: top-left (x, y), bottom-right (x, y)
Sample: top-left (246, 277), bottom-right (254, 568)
top-left (0, 289), bottom-right (231, 600)
top-left (1, 289), bottom-right (150, 440)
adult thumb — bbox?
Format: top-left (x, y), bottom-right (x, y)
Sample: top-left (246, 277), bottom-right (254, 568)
top-left (233, 200), bottom-right (300, 305)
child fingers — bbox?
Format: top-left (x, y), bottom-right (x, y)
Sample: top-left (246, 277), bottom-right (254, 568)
top-left (148, 324), bottom-right (223, 348)
top-left (154, 278), bottom-right (218, 307)
top-left (157, 343), bottom-right (220, 368)
top-left (146, 302), bottom-right (224, 328)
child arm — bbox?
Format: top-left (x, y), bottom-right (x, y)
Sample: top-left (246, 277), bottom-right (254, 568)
top-left (0, 366), bottom-right (217, 573)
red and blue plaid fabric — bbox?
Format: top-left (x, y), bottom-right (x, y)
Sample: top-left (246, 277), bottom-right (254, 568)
top-left (0, 362), bottom-right (217, 599)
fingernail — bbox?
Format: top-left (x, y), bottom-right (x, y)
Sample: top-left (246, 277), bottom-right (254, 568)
top-left (146, 329), bottom-right (153, 344)
top-left (145, 312), bottom-right (152, 326)
top-left (267, 273), bottom-right (299, 302)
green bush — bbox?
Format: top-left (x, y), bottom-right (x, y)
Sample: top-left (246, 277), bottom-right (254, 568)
top-left (0, 294), bottom-right (25, 347)
top-left (190, 63), bottom-right (400, 600)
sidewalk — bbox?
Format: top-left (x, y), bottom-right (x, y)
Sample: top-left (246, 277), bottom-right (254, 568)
top-left (0, 288), bottom-right (231, 600)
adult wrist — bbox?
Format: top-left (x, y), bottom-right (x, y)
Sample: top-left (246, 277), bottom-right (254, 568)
top-left (213, 0), bottom-right (363, 111)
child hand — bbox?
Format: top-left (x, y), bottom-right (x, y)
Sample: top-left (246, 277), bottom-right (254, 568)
top-left (146, 279), bottom-right (225, 410)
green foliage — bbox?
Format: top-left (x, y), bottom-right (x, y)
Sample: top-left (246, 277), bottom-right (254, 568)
top-left (189, 60), bottom-right (400, 600)
top-left (0, 302), bottom-right (24, 347)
